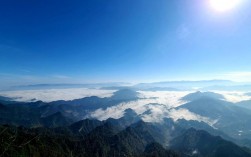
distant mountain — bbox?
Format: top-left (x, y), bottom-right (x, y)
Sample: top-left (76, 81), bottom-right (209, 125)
top-left (101, 86), bottom-right (181, 91)
top-left (141, 87), bottom-right (181, 91)
top-left (51, 88), bottom-right (139, 106)
top-left (106, 108), bottom-right (141, 130)
top-left (51, 96), bottom-right (108, 108)
top-left (0, 95), bottom-right (14, 101)
top-left (101, 86), bottom-right (135, 90)
top-left (178, 97), bottom-right (251, 140)
top-left (0, 95), bottom-right (18, 104)
top-left (43, 89), bottom-right (140, 120)
top-left (201, 85), bottom-right (251, 91)
top-left (114, 80), bottom-right (249, 92)
top-left (9, 82), bottom-right (129, 90)
top-left (134, 80), bottom-right (234, 90)
top-left (180, 91), bottom-right (225, 101)
top-left (171, 128), bottom-right (251, 157)
top-left (110, 88), bottom-right (139, 100)
top-left (0, 89), bottom-right (140, 127)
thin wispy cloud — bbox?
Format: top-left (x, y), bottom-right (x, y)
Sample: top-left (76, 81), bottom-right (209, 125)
top-left (220, 71), bottom-right (251, 82)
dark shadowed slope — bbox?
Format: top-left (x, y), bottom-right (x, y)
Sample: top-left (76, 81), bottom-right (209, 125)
top-left (171, 128), bottom-right (251, 157)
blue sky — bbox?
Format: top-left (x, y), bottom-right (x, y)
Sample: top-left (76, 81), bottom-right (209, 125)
top-left (1, 0), bottom-right (251, 87)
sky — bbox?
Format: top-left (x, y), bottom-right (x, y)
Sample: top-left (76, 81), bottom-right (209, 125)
top-left (1, 0), bottom-right (251, 88)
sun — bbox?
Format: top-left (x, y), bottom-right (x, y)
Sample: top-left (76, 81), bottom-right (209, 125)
top-left (209, 0), bottom-right (241, 12)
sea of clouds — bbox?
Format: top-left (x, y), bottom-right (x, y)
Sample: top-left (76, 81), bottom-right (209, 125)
top-left (0, 88), bottom-right (250, 126)
top-left (89, 91), bottom-right (216, 125)
top-left (0, 88), bottom-right (115, 102)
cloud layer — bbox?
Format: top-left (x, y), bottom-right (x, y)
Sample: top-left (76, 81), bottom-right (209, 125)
top-left (214, 91), bottom-right (251, 103)
top-left (0, 88), bottom-right (115, 102)
top-left (89, 91), bottom-right (215, 125)
top-left (1, 88), bottom-right (250, 126)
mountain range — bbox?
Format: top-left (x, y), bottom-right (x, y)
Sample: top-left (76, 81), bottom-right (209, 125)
top-left (1, 89), bottom-right (251, 156)
top-left (4, 79), bottom-right (251, 92)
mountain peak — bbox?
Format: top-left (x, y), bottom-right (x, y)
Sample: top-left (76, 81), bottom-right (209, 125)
top-left (124, 108), bottom-right (138, 117)
top-left (181, 91), bottom-right (225, 101)
top-left (111, 89), bottom-right (139, 100)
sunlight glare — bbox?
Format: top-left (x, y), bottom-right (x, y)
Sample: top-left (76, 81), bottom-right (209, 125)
top-left (210, 0), bottom-right (241, 12)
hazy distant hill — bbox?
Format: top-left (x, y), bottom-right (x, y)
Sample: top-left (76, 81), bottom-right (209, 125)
top-left (7, 82), bottom-right (129, 90)
top-left (180, 91), bottom-right (225, 101)
top-left (134, 80), bottom-right (235, 90)
top-left (0, 89), bottom-right (140, 127)
top-left (179, 93), bottom-right (251, 140)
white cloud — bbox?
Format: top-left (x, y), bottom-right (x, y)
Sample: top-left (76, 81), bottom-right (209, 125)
top-left (138, 91), bottom-right (190, 107)
top-left (90, 91), bottom-right (215, 125)
top-left (212, 91), bottom-right (251, 103)
top-left (1, 89), bottom-right (242, 126)
top-left (0, 88), bottom-right (115, 102)
top-left (89, 99), bottom-right (157, 120)
top-left (168, 108), bottom-right (216, 126)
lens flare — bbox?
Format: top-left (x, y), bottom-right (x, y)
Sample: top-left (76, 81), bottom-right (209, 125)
top-left (210, 0), bottom-right (241, 12)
